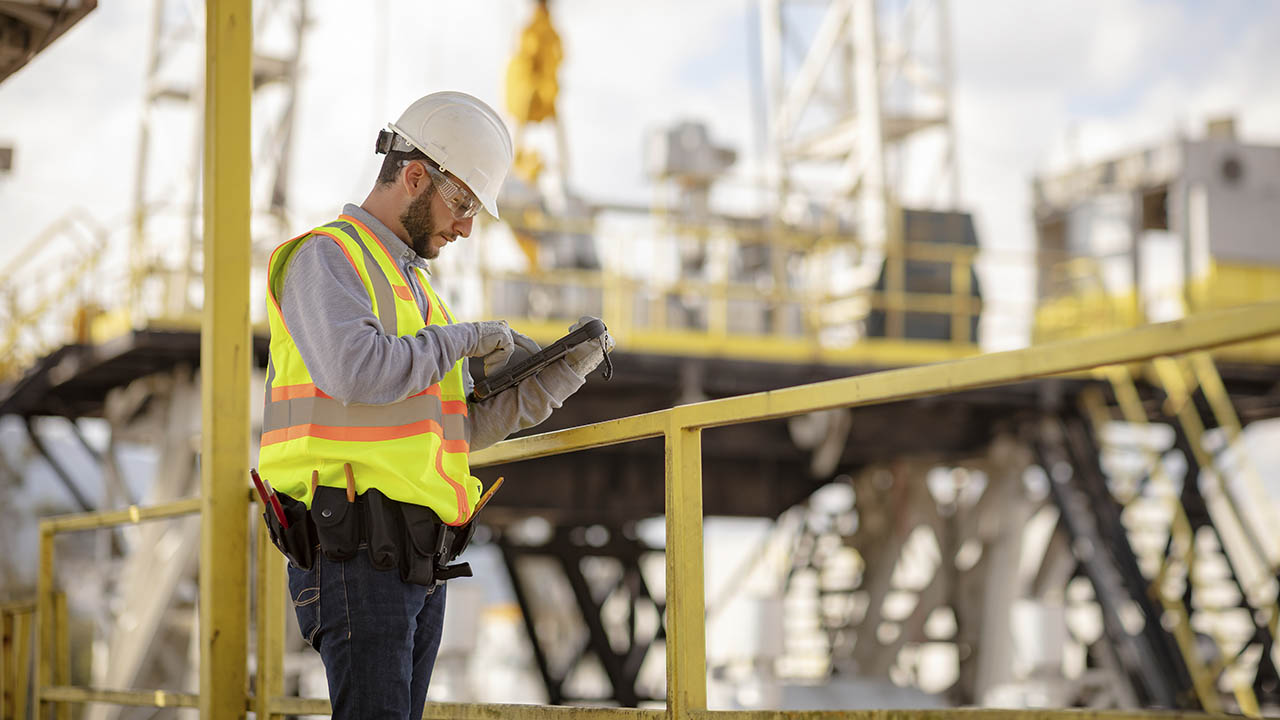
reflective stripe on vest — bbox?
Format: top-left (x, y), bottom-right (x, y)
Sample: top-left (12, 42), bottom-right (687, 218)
top-left (258, 215), bottom-right (479, 525)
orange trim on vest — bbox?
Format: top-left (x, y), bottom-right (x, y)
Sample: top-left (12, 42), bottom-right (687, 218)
top-left (260, 418), bottom-right (469, 449)
top-left (271, 383), bottom-right (334, 402)
top-left (266, 232), bottom-right (312, 335)
top-left (311, 230), bottom-right (362, 278)
top-left (407, 386), bottom-right (467, 415)
top-left (413, 270), bottom-right (450, 324)
top-left (393, 285), bottom-right (413, 301)
top-left (435, 444), bottom-right (470, 525)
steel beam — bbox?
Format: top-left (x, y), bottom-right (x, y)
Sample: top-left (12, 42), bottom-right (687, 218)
top-left (199, 0), bottom-right (253, 718)
top-left (499, 525), bottom-right (664, 706)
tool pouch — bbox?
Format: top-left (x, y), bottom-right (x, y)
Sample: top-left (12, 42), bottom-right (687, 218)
top-left (311, 486), bottom-right (362, 561)
top-left (265, 493), bottom-right (316, 571)
top-left (363, 489), bottom-right (403, 572)
top-left (446, 522), bottom-right (477, 563)
top-left (432, 523), bottom-right (475, 582)
top-left (400, 503), bottom-right (442, 586)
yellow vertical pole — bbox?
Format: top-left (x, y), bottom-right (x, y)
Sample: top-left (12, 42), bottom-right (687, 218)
top-left (664, 414), bottom-right (706, 719)
top-left (13, 610), bottom-right (31, 720)
top-left (200, 1), bottom-right (252, 718)
top-left (950, 251), bottom-right (971, 344)
top-left (52, 594), bottom-right (68, 720)
top-left (255, 521), bottom-right (285, 719)
top-left (1, 607), bottom-right (11, 720)
top-left (35, 528), bottom-right (53, 720)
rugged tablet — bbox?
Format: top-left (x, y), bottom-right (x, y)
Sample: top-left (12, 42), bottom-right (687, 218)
top-left (468, 318), bottom-right (610, 402)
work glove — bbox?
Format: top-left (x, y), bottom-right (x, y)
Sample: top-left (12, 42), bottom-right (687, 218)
top-left (509, 329), bottom-right (542, 365)
top-left (564, 316), bottom-right (615, 378)
top-left (466, 321), bottom-right (542, 378)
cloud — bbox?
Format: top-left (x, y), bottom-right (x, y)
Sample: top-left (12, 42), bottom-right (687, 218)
top-left (3, 0), bottom-right (1278, 350)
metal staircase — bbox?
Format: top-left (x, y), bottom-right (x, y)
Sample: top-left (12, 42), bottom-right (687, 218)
top-left (1070, 353), bottom-right (1280, 715)
top-left (1034, 413), bottom-right (1193, 708)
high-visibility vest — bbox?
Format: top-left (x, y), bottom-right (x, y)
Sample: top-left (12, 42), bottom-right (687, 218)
top-left (258, 214), bottom-right (479, 525)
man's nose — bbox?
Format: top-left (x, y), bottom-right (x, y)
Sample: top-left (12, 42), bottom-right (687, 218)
top-left (453, 215), bottom-right (474, 238)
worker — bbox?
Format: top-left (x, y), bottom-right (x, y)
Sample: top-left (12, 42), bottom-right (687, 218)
top-left (256, 90), bottom-right (612, 719)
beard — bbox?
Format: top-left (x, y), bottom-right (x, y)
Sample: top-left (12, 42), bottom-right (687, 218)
top-left (399, 188), bottom-right (438, 259)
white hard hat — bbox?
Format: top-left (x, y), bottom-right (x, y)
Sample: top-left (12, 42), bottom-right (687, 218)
top-left (385, 91), bottom-right (513, 219)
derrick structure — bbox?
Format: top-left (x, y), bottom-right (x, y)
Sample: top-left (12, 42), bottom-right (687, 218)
top-left (757, 0), bottom-right (963, 342)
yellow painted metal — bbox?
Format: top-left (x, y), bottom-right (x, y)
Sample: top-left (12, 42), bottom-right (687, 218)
top-left (426, 703), bottom-right (661, 720)
top-left (665, 415), bottom-right (708, 718)
top-left (270, 695), bottom-right (664, 718)
top-left (678, 302), bottom-right (1280, 432)
top-left (1188, 351), bottom-right (1280, 568)
top-left (505, 1), bottom-right (562, 127)
top-left (14, 609), bottom-right (30, 720)
top-left (200, 0), bottom-right (253, 717)
top-left (1035, 256), bottom-right (1280, 363)
top-left (950, 253), bottom-right (973, 343)
top-left (1079, 382), bottom-right (1220, 713)
top-left (1151, 357), bottom-right (1271, 585)
top-left (1148, 356), bottom-right (1278, 716)
top-left (1194, 263), bottom-right (1280, 364)
top-left (255, 520), bottom-right (286, 720)
top-left (33, 501), bottom-right (208, 715)
top-left (53, 592), bottom-right (68, 720)
top-left (39, 685), bottom-right (199, 709)
top-left (2, 606), bottom-right (10, 720)
top-left (26, 300), bottom-right (1280, 719)
top-left (576, 327), bottom-right (977, 368)
top-left (473, 410), bottom-right (668, 467)
top-left (1, 603), bottom-right (34, 720)
top-left (40, 497), bottom-right (202, 533)
top-left (476, 302), bottom-right (1280, 473)
top-left (1033, 288), bottom-right (1141, 345)
top-left (34, 528), bottom-right (52, 720)
top-left (686, 711), bottom-right (1239, 720)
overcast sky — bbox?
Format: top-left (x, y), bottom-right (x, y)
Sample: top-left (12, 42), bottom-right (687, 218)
top-left (1, 0), bottom-right (1277, 307)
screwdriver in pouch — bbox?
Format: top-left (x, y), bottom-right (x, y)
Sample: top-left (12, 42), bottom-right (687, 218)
top-left (251, 468), bottom-right (290, 529)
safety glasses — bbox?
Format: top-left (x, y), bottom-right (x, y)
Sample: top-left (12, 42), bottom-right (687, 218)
top-left (410, 161), bottom-right (481, 220)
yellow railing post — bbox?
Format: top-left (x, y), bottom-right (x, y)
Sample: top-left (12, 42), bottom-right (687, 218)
top-left (0, 603), bottom-right (33, 720)
top-left (53, 593), bottom-right (68, 720)
top-left (255, 521), bottom-right (286, 719)
top-left (200, 1), bottom-right (253, 719)
top-left (13, 607), bottom-right (32, 720)
top-left (35, 528), bottom-right (53, 720)
top-left (664, 413), bottom-right (707, 719)
top-left (1, 607), bottom-right (9, 720)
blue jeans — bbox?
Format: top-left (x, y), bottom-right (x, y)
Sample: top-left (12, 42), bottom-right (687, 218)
top-left (288, 548), bottom-right (447, 720)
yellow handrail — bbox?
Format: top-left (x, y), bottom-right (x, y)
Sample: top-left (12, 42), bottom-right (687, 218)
top-left (31, 301), bottom-right (1280, 719)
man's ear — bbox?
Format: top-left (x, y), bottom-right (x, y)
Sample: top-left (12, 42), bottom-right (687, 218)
top-left (401, 160), bottom-right (430, 196)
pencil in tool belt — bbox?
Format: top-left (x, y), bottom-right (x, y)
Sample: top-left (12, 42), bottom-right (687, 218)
top-left (251, 468), bottom-right (290, 529)
top-left (471, 476), bottom-right (504, 519)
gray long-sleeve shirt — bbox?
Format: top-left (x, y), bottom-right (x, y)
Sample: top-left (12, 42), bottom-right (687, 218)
top-left (277, 203), bottom-right (585, 451)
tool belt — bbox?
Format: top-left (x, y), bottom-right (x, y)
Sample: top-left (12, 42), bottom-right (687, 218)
top-left (262, 486), bottom-right (475, 587)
